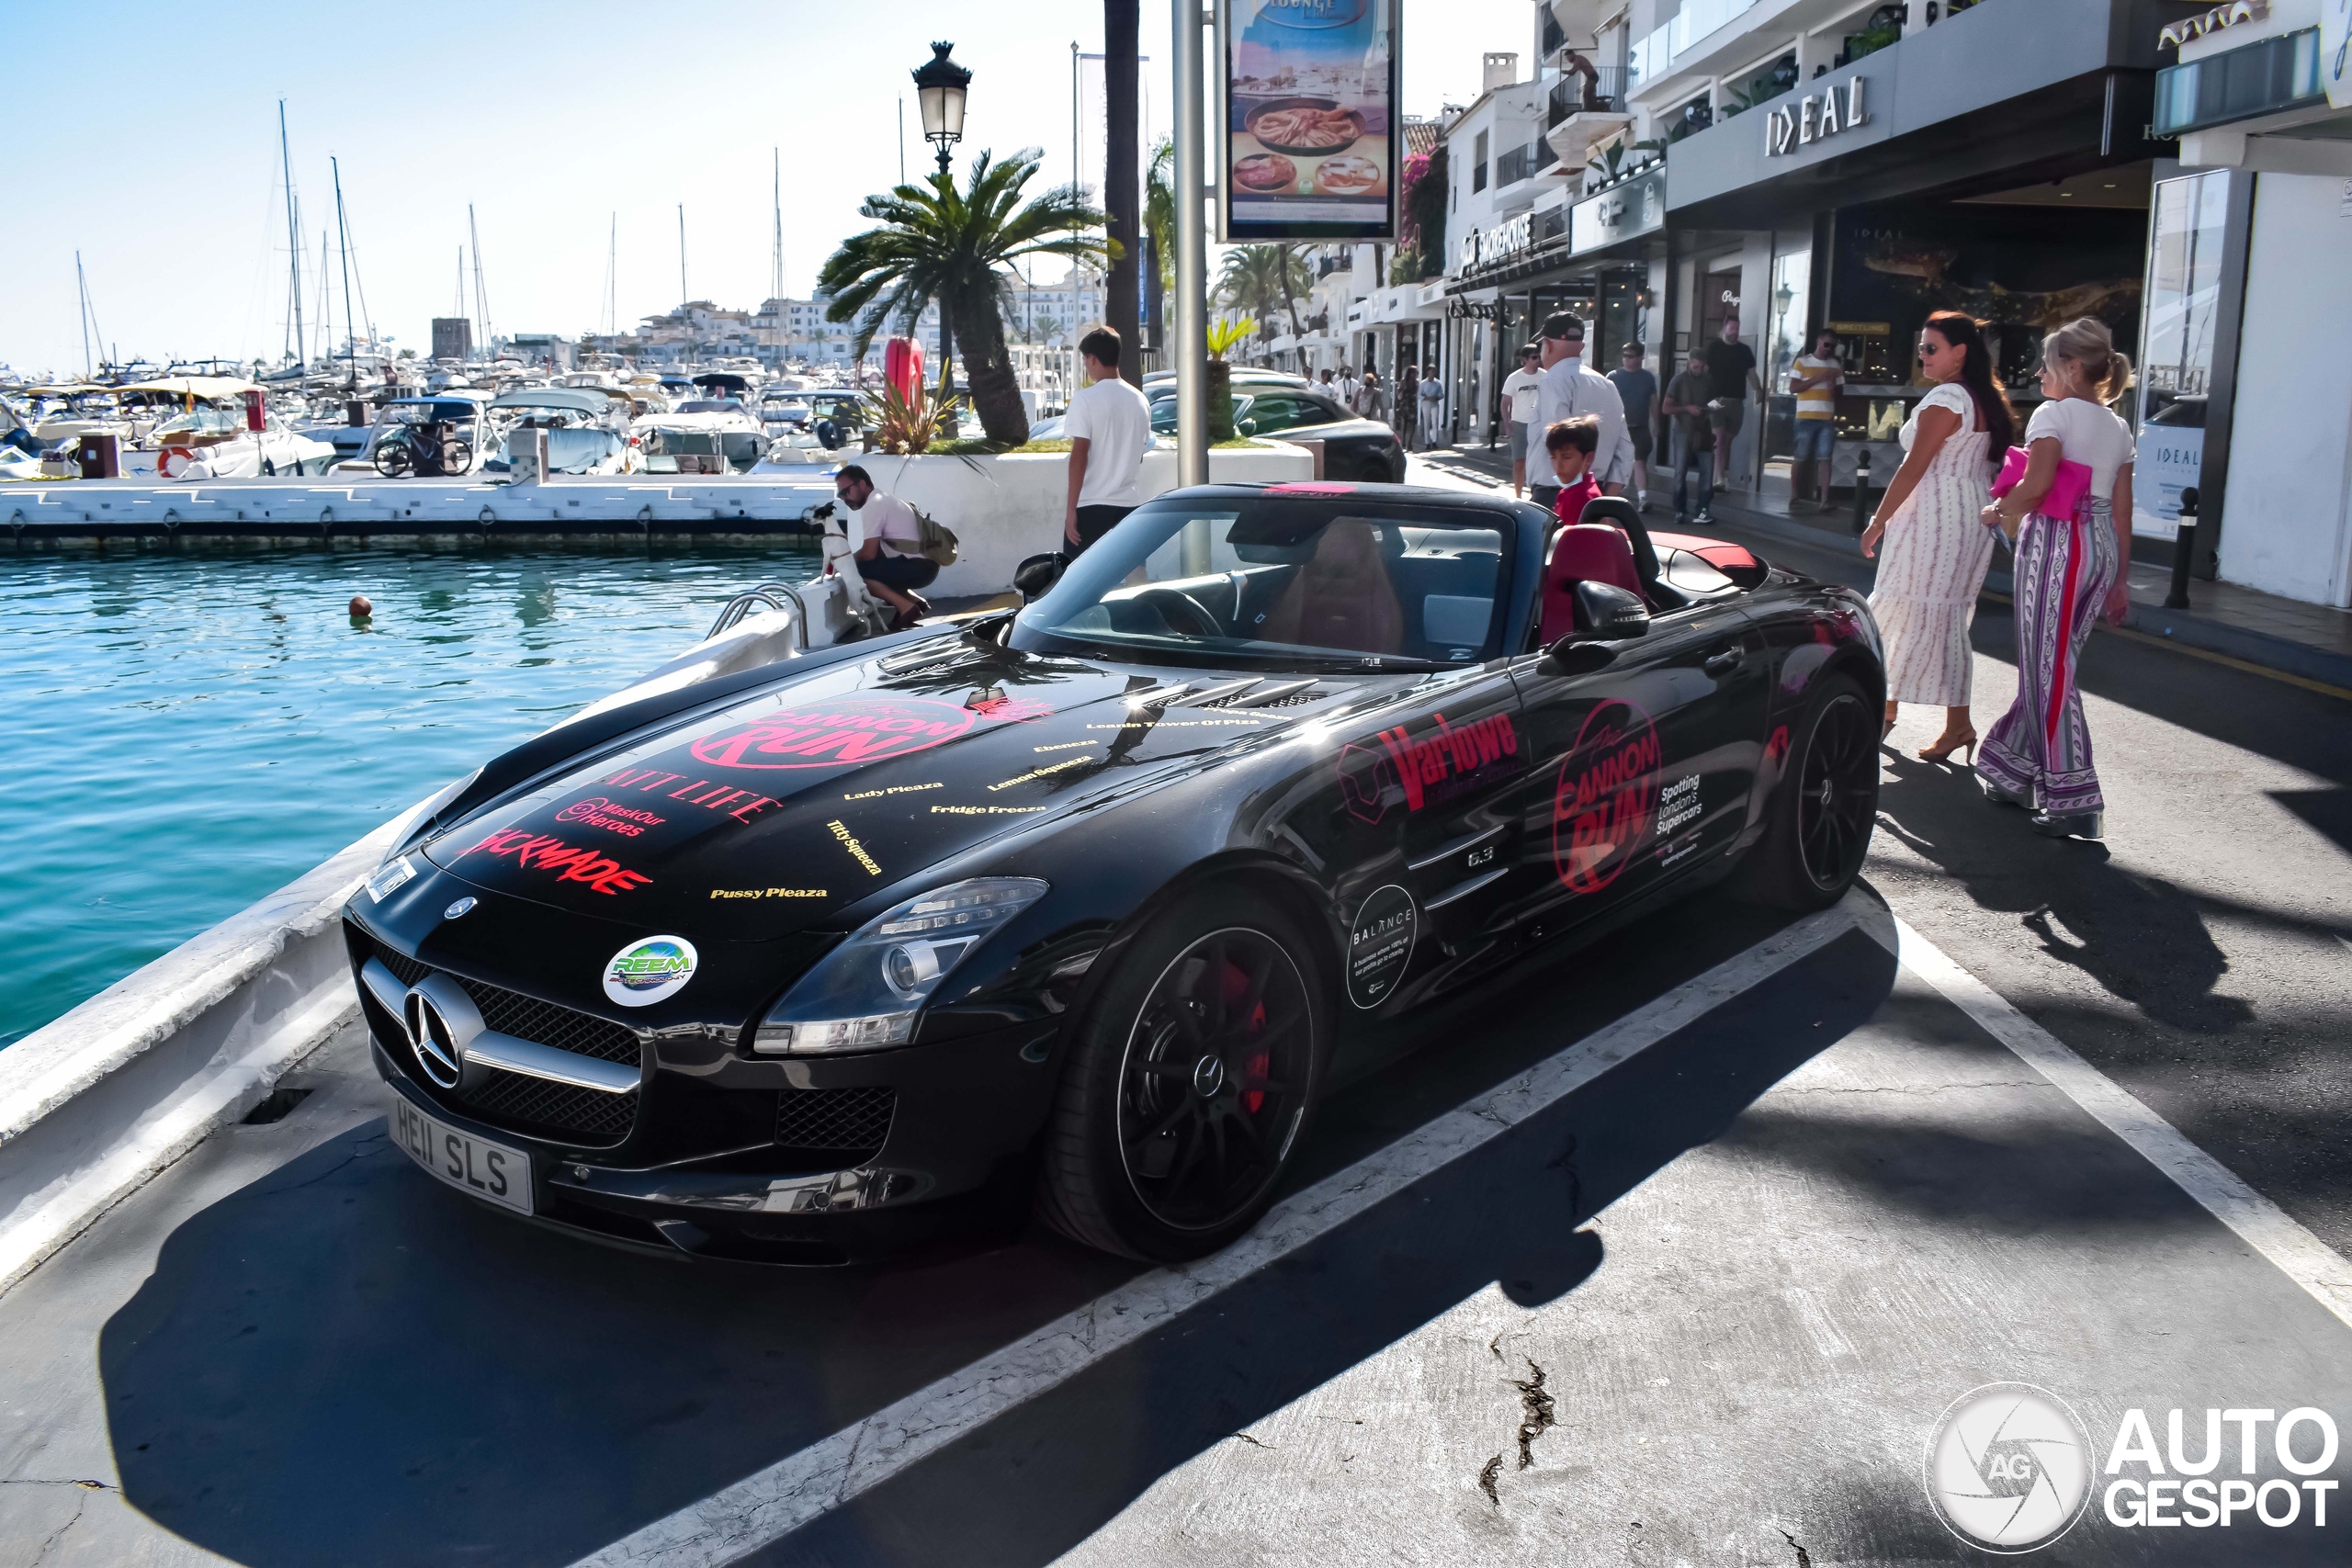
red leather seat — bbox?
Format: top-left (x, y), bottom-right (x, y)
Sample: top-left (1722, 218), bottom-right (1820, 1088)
top-left (1539, 525), bottom-right (1644, 646)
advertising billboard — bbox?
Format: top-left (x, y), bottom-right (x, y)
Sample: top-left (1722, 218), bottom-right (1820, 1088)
top-left (1219, 0), bottom-right (1398, 243)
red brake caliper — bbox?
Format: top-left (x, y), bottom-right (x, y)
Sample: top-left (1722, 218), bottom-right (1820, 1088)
top-left (1225, 958), bottom-right (1271, 1114)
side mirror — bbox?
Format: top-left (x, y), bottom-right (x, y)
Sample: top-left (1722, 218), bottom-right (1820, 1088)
top-left (1238, 418), bottom-right (1258, 436)
top-left (1013, 552), bottom-right (1066, 603)
top-left (1557, 581), bottom-right (1650, 650)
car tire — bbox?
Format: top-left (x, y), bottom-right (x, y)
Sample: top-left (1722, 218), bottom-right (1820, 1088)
top-left (1731, 672), bottom-right (1878, 910)
top-left (1035, 888), bottom-right (1330, 1261)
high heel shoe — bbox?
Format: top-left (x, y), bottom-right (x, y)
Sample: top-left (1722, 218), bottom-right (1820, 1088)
top-left (1981, 778), bottom-right (2031, 809)
top-left (2030, 808), bottom-right (2103, 840)
top-left (1917, 728), bottom-right (1977, 765)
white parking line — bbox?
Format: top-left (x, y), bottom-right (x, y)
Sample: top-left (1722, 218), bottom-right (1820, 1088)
top-left (569, 897), bottom-right (1874, 1568)
top-left (1867, 913), bottom-right (2352, 1333)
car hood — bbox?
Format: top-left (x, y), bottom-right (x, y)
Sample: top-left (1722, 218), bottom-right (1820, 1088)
top-left (422, 637), bottom-right (1357, 939)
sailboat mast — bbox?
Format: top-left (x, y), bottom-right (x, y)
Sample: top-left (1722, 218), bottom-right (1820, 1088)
top-left (677, 205), bottom-right (688, 311)
top-left (75, 253), bottom-right (93, 378)
top-left (607, 213), bottom-right (617, 338)
top-left (468, 205), bottom-right (491, 356)
top-left (280, 101), bottom-right (305, 375)
top-left (317, 230), bottom-right (334, 367)
top-left (333, 157), bottom-right (358, 383)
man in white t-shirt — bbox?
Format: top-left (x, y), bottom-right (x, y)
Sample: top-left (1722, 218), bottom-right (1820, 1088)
top-left (1499, 344), bottom-right (1543, 497)
top-left (1529, 312), bottom-right (1633, 515)
top-left (834, 464), bottom-right (937, 630)
top-left (1063, 326), bottom-right (1155, 558)
top-left (1333, 364), bottom-right (1362, 411)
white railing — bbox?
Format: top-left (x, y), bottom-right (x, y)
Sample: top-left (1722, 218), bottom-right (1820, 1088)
top-left (1008, 344), bottom-right (1081, 417)
top-left (1635, 0), bottom-right (1762, 85)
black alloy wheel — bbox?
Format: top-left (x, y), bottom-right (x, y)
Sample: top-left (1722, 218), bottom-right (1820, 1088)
top-left (1037, 890), bottom-right (1329, 1261)
top-left (1797, 685), bottom-right (1877, 893)
top-left (1116, 927), bottom-right (1312, 1231)
top-left (1733, 672), bottom-right (1879, 910)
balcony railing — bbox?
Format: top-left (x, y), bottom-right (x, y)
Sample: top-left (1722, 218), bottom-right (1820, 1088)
top-left (1496, 140), bottom-right (1557, 187)
top-left (1549, 65), bottom-right (1628, 125)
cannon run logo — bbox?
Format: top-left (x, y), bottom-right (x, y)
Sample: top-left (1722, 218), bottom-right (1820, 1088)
top-left (691, 695), bottom-right (978, 771)
top-left (1550, 698), bottom-right (1662, 896)
top-left (1924, 1383), bottom-right (2093, 1553)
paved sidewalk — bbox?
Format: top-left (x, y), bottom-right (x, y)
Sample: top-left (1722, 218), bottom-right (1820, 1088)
top-left (1416, 444), bottom-right (2352, 694)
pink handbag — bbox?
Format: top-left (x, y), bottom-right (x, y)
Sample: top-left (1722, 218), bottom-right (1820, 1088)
top-left (1990, 445), bottom-right (2094, 523)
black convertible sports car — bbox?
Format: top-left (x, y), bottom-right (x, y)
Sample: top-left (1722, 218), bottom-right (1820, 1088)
top-left (346, 483), bottom-right (1883, 1265)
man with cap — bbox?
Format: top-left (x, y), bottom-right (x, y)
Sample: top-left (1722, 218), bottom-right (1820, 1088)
top-left (1528, 311), bottom-right (1633, 520)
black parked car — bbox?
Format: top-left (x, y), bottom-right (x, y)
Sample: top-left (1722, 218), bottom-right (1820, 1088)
top-left (347, 485), bottom-right (1882, 1265)
top-left (1148, 388), bottom-right (1408, 482)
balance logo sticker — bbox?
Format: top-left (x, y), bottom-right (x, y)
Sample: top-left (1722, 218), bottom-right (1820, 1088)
top-left (602, 936), bottom-right (699, 1008)
top-left (690, 696), bottom-right (978, 771)
top-left (1924, 1383), bottom-right (2093, 1553)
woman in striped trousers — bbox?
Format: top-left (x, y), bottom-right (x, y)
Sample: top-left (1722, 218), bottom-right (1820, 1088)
top-left (1975, 318), bottom-right (2138, 840)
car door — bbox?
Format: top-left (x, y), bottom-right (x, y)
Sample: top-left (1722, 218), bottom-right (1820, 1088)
top-left (1498, 599), bottom-right (1769, 938)
top-left (1326, 663), bottom-right (1528, 1006)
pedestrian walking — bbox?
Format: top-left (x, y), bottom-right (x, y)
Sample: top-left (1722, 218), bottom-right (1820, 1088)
top-left (1606, 342), bottom-right (1657, 512)
top-left (1974, 317), bottom-right (2137, 840)
top-left (1698, 318), bottom-right (1764, 489)
top-left (1860, 310), bottom-right (2014, 763)
top-left (1529, 313), bottom-right (1632, 515)
top-left (1661, 353), bottom-right (1715, 525)
top-left (1061, 326), bottom-right (1153, 558)
top-left (1418, 368), bottom-right (1444, 450)
top-left (1355, 367), bottom-right (1385, 422)
top-left (1789, 328), bottom-right (1844, 510)
top-left (1501, 344), bottom-right (1543, 496)
top-left (1334, 364), bottom-right (1362, 412)
top-left (1396, 363), bottom-right (1421, 448)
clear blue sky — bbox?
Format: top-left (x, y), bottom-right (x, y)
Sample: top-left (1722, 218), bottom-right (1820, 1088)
top-left (2, 0), bottom-right (1535, 375)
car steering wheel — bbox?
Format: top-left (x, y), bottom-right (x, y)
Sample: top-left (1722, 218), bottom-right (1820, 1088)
top-left (1136, 587), bottom-right (1223, 639)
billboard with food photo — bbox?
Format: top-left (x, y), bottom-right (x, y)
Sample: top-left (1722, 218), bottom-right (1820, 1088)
top-left (1220, 0), bottom-right (1397, 243)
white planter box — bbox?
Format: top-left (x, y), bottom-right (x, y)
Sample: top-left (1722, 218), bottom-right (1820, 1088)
top-left (844, 441), bottom-right (1316, 598)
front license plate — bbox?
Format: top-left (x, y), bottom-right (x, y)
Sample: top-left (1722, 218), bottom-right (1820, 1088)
top-left (391, 1096), bottom-right (533, 1215)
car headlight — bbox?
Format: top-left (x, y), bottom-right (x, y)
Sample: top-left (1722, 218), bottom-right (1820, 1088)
top-left (752, 877), bottom-right (1050, 1055)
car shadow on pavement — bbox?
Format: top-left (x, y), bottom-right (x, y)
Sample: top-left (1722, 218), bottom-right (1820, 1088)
top-left (95, 907), bottom-right (1894, 1568)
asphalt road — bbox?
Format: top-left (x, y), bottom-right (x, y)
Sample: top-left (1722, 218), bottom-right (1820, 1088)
top-left (1, 491), bottom-right (2347, 1566)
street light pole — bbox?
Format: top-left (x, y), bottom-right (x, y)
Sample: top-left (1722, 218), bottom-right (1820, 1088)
top-left (1172, 0), bottom-right (1207, 487)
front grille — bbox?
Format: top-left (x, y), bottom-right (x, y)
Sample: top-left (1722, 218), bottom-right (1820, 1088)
top-left (466, 1068), bottom-right (640, 1141)
top-left (355, 927), bottom-right (643, 1145)
top-left (775, 1086), bottom-right (896, 1159)
top-left (454, 980), bottom-right (641, 1066)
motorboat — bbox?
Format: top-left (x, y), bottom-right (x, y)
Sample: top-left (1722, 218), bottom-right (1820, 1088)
top-left (331, 393), bottom-right (497, 477)
top-left (102, 378), bottom-right (336, 479)
top-left (629, 407), bottom-right (768, 474)
top-left (481, 387), bottom-right (632, 476)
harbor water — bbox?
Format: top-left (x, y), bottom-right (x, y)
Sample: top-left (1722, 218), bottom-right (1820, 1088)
top-left (0, 541), bottom-right (820, 1048)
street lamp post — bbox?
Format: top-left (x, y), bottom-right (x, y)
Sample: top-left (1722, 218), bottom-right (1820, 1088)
top-left (913, 42), bottom-right (971, 175)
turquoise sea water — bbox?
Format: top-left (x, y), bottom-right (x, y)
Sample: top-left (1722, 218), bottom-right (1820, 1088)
top-left (0, 543), bottom-right (820, 1048)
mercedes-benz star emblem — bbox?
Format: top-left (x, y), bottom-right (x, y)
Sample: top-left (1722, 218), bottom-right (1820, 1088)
top-left (401, 989), bottom-right (464, 1089)
top-left (1192, 1054), bottom-right (1227, 1098)
top-left (444, 897), bottom-right (477, 919)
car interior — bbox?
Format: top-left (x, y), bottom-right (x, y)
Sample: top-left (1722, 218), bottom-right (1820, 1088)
top-left (1534, 495), bottom-right (1769, 648)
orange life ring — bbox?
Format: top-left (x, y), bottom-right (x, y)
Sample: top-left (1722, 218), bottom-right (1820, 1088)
top-left (159, 445), bottom-right (199, 479)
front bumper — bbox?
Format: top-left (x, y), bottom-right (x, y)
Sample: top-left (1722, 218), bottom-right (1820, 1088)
top-left (366, 1008), bottom-right (1063, 1266)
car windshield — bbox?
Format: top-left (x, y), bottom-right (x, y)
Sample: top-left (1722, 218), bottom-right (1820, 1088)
top-left (1148, 394), bottom-right (1250, 435)
top-left (1011, 496), bottom-right (1509, 671)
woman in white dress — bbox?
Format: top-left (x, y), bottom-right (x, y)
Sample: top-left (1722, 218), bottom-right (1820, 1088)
top-left (1860, 310), bottom-right (2016, 764)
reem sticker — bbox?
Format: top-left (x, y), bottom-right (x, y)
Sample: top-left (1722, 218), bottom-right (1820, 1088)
top-left (1346, 885), bottom-right (1418, 1009)
top-left (602, 935), bottom-right (697, 1007)
top-left (1551, 698), bottom-right (1664, 897)
top-left (689, 696), bottom-right (977, 771)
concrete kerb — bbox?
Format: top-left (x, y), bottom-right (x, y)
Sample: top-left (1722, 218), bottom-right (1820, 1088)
top-left (0, 800), bottom-right (429, 1296)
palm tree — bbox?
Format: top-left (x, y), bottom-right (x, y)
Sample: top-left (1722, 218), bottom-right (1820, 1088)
top-left (1145, 135), bottom-right (1177, 300)
top-left (1103, 0), bottom-right (1141, 385)
top-left (820, 151), bottom-right (1106, 445)
top-left (1216, 245), bottom-right (1310, 349)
